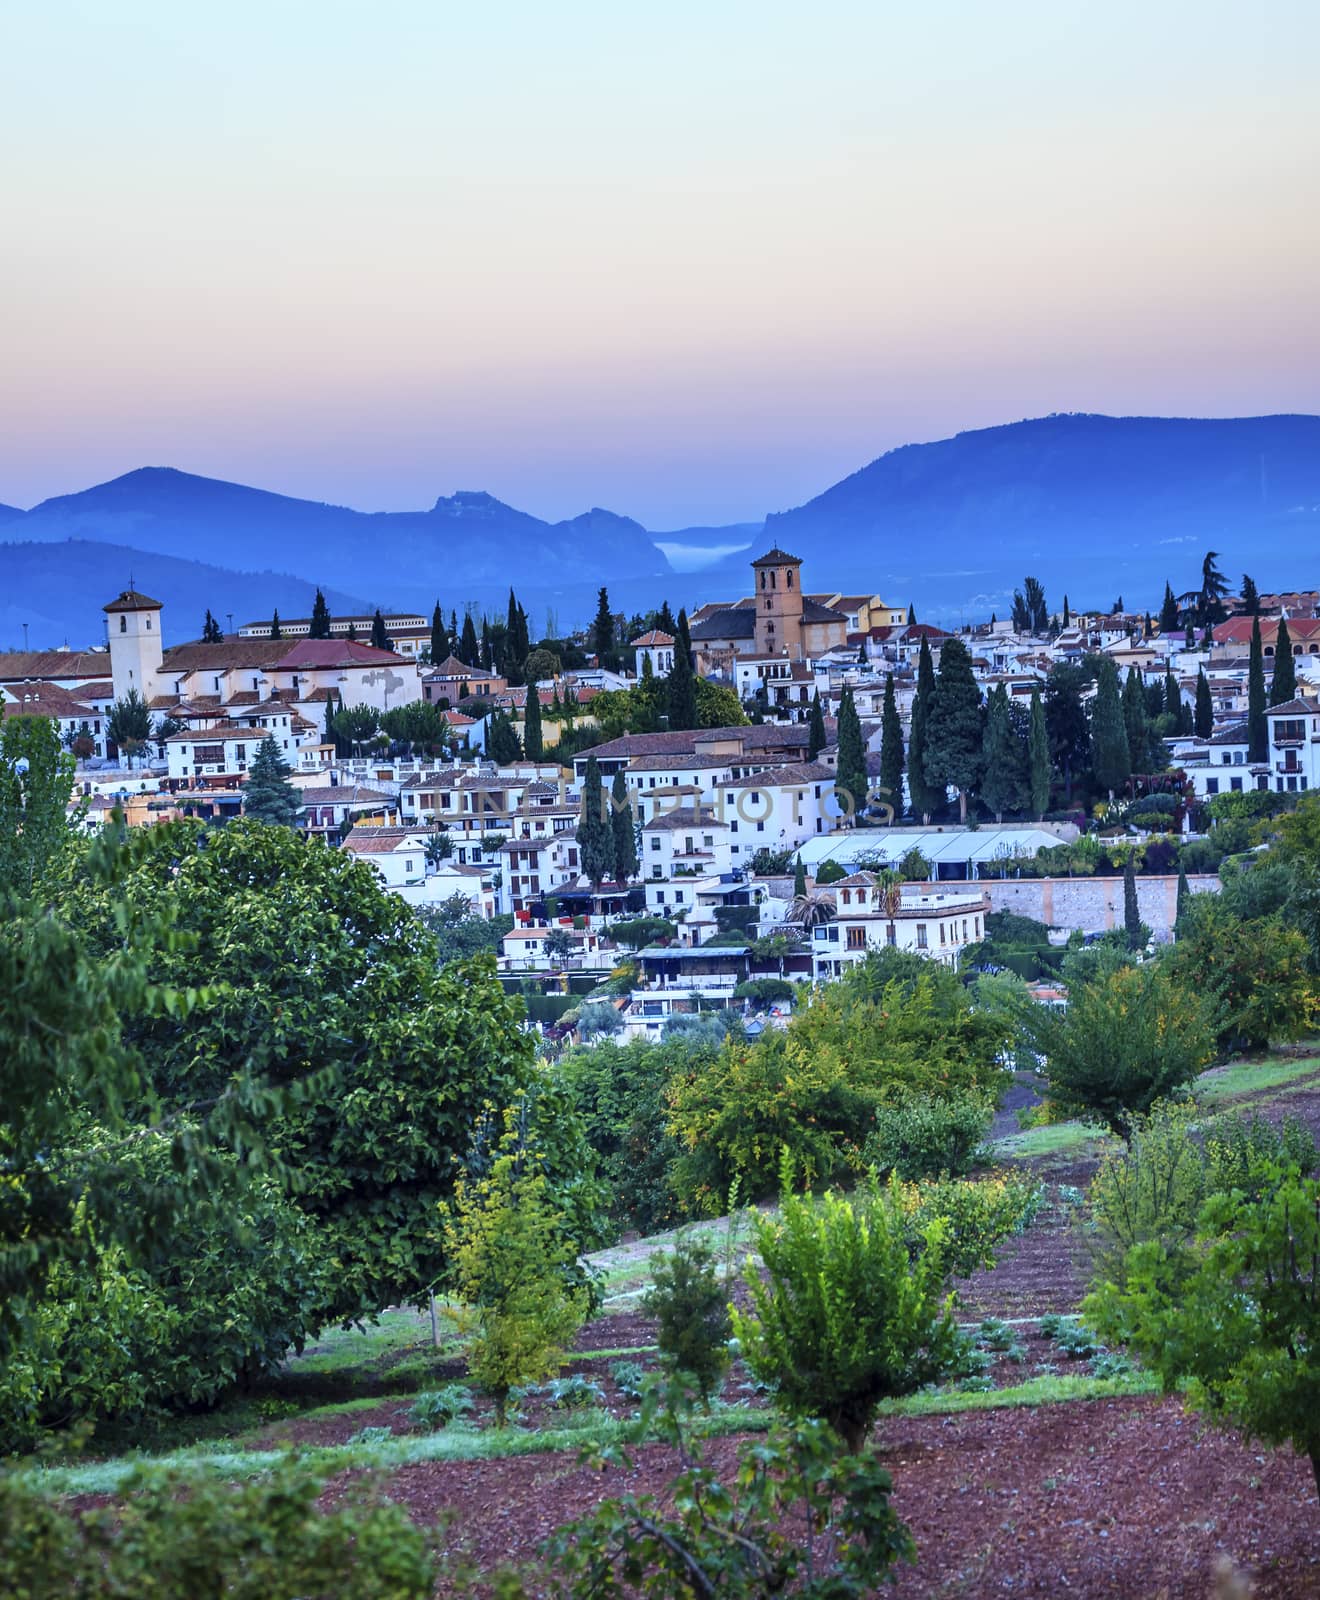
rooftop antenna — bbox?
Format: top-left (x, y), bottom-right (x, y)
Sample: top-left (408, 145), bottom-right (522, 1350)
top-left (22, 623), bottom-right (29, 650)
top-left (226, 612), bottom-right (234, 636)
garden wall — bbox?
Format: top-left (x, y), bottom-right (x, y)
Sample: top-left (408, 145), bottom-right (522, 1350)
top-left (938, 874), bottom-right (1220, 936)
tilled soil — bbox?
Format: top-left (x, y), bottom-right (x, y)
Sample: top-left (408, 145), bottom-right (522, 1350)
top-left (361, 1397), bottom-right (1320, 1599)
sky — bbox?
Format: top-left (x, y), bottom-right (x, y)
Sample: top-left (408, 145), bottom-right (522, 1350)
top-left (3, 0), bottom-right (1318, 530)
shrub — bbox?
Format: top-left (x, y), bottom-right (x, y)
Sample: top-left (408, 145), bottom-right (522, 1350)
top-left (408, 1384), bottom-right (475, 1429)
top-left (0, 1460), bottom-right (435, 1599)
top-left (814, 858), bottom-right (848, 885)
top-left (1086, 1102), bottom-right (1207, 1288)
top-left (733, 977), bottom-right (796, 1005)
top-left (608, 1359), bottom-right (646, 1400)
top-left (1169, 897), bottom-right (1318, 1054)
top-left (732, 1163), bottom-right (962, 1451)
top-left (642, 1234), bottom-right (732, 1407)
top-left (897, 1169), bottom-right (1043, 1277)
top-left (863, 1093), bottom-right (992, 1179)
top-left (1204, 1109), bottom-right (1319, 1193)
top-left (609, 916), bottom-right (677, 951)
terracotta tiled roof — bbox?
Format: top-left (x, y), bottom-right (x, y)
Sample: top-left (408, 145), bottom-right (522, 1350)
top-left (103, 588), bottom-right (162, 612)
top-left (0, 649), bottom-right (114, 682)
top-left (630, 630), bottom-right (676, 647)
top-left (1, 681), bottom-right (94, 717)
top-left (750, 546), bottom-right (802, 567)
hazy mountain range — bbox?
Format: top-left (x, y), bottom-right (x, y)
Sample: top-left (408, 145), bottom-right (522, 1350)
top-left (5, 413), bottom-right (1319, 649)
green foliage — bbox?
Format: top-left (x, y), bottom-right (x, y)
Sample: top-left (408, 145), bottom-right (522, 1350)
top-left (106, 688), bottom-right (153, 763)
top-left (897, 845), bottom-right (932, 881)
top-left (924, 636), bottom-right (983, 819)
top-left (528, 1396), bottom-right (913, 1598)
top-left (609, 915), bottom-right (677, 950)
top-left (242, 735), bottom-right (300, 826)
top-left (418, 895), bottom-right (514, 967)
top-left (1271, 618), bottom-right (1297, 705)
top-left (834, 684), bottom-right (868, 819)
top-left (667, 610), bottom-right (698, 730)
top-left (1086, 1171), bottom-right (1320, 1500)
top-left (0, 1460), bottom-right (435, 1599)
top-left (1248, 615), bottom-right (1268, 761)
top-left (1028, 683), bottom-right (1051, 819)
top-left (522, 683), bottom-right (543, 759)
top-left (732, 1164), bottom-right (962, 1450)
top-left (442, 1110), bottom-right (589, 1425)
top-left (642, 1234), bottom-right (732, 1406)
top-left (610, 769), bottom-right (639, 880)
top-left (1024, 961), bottom-right (1216, 1139)
top-left (907, 636), bottom-right (940, 821)
top-left (1089, 658), bottom-right (1130, 796)
top-left (408, 1384), bottom-right (475, 1429)
top-left (576, 754), bottom-right (615, 887)
top-left (980, 683), bottom-right (1024, 821)
top-left (808, 687), bottom-right (827, 761)
top-left (332, 702), bottom-right (380, 754)
top-left (733, 977), bottom-right (795, 1005)
top-left (864, 1092), bottom-right (992, 1180)
top-left (814, 858), bottom-right (847, 885)
top-left (486, 710), bottom-right (523, 765)
top-left (1, 713), bottom-right (76, 901)
top-left (694, 678), bottom-right (747, 728)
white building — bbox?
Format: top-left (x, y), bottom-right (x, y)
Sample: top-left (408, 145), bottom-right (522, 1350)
top-left (630, 629), bottom-right (676, 677)
top-left (712, 762), bottom-right (838, 863)
top-left (810, 874), bottom-right (990, 979)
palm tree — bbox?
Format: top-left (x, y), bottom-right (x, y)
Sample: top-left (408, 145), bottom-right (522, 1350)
top-left (788, 890), bottom-right (835, 932)
top-left (876, 869), bottom-right (904, 948)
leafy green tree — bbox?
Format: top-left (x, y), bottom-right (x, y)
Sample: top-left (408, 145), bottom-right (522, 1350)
top-left (667, 611), bottom-right (698, 730)
top-left (1045, 663), bottom-right (1091, 802)
top-left (242, 734), bottom-right (300, 827)
top-left (924, 637), bottom-right (983, 822)
top-left (732, 1166), bottom-right (962, 1452)
top-left (424, 828), bottom-right (453, 868)
top-left (1028, 683), bottom-right (1051, 820)
top-left (1271, 618), bottom-right (1297, 705)
top-left (1087, 1171), bottom-right (1320, 1505)
top-left (906, 636), bottom-right (940, 822)
top-left (695, 678), bottom-right (746, 728)
top-left (834, 684), bottom-right (868, 821)
top-left (524, 646), bottom-right (562, 683)
top-left (201, 607), bottom-right (224, 642)
top-left (1194, 666), bottom-right (1214, 739)
top-left (1200, 549), bottom-right (1228, 622)
top-left (1240, 573), bottom-right (1260, 614)
top-left (486, 710), bottom-right (522, 765)
top-left (270, 609), bottom-right (282, 639)
top-left (107, 688), bottom-right (154, 767)
top-left (522, 683), bottom-right (543, 759)
top-left (807, 688), bottom-right (827, 760)
top-left (643, 1234), bottom-right (732, 1408)
top-left (576, 754), bottom-right (615, 887)
top-left (442, 1113), bottom-right (588, 1426)
top-left (1089, 658), bottom-right (1130, 798)
top-left (878, 673), bottom-right (904, 819)
top-left (979, 683), bottom-right (1022, 822)
top-left (419, 894), bottom-right (513, 967)
top-left (1023, 963), bottom-right (1216, 1140)
top-left (429, 600), bottom-right (448, 662)
top-left (1248, 615), bottom-right (1268, 760)
top-left (1, 715), bottom-right (76, 902)
top-left (308, 588), bottom-right (332, 639)
top-left (1159, 580), bottom-right (1179, 633)
top-left (611, 768), bottom-right (638, 881)
top-left (331, 702), bottom-right (379, 756)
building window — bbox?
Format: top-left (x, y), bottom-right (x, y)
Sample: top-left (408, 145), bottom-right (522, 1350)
top-left (917, 924), bottom-right (928, 948)
top-left (846, 926), bottom-right (866, 951)
top-left (119, 616), bottom-right (126, 632)
top-left (1206, 778), bottom-right (1219, 795)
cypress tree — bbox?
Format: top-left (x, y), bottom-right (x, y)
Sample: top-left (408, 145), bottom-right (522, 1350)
top-left (1159, 581), bottom-right (1179, 634)
top-left (309, 588), bottom-right (332, 639)
top-left (202, 608), bottom-right (224, 643)
top-left (1122, 667), bottom-right (1150, 776)
top-left (1175, 864), bottom-right (1192, 934)
top-left (1163, 667), bottom-right (1181, 724)
top-left (270, 609), bottom-right (282, 640)
top-left (1123, 853), bottom-right (1143, 951)
top-left (1090, 658), bottom-right (1130, 797)
top-left (924, 637), bottom-right (984, 823)
top-left (486, 710), bottom-right (522, 765)
top-left (668, 611), bottom-right (698, 730)
top-left (793, 857), bottom-right (807, 897)
top-left (430, 601), bottom-right (448, 663)
top-left (1248, 616), bottom-right (1267, 761)
top-left (807, 689), bottom-right (827, 759)
top-left (522, 683), bottom-right (543, 760)
top-left (592, 587), bottom-right (615, 667)
top-left (878, 672), bottom-right (904, 819)
top-left (907, 603), bottom-right (916, 626)
top-left (346, 620), bottom-right (358, 640)
top-left (370, 609), bottom-right (389, 650)
top-left (907, 636), bottom-right (940, 823)
top-left (611, 768), bottom-right (638, 881)
top-left (459, 611), bottom-right (479, 667)
top-left (243, 734), bottom-right (300, 827)
top-left (980, 683), bottom-right (1021, 822)
top-left (323, 693), bottom-right (339, 751)
top-left (1241, 574), bottom-right (1260, 615)
top-left (834, 684), bottom-right (868, 823)
top-left (1062, 595), bottom-right (1071, 627)
top-left (1028, 683), bottom-right (1050, 820)
top-left (658, 600), bottom-right (677, 636)
top-left (481, 618), bottom-right (494, 671)
top-left (1270, 619), bottom-right (1297, 705)
top-left (576, 755), bottom-right (615, 886)
top-left (1194, 668), bottom-right (1213, 739)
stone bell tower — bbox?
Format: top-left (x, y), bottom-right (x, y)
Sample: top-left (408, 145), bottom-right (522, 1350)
top-left (105, 588), bottom-right (164, 703)
top-left (751, 547), bottom-right (805, 659)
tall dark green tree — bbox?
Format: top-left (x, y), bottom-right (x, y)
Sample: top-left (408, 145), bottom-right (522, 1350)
top-left (1200, 550), bottom-right (1228, 623)
top-left (1159, 580), bottom-right (1179, 634)
top-left (1163, 667), bottom-right (1182, 725)
top-left (506, 589), bottom-right (530, 683)
top-left (611, 768), bottom-right (638, 882)
top-left (323, 692), bottom-right (340, 751)
top-left (1090, 658), bottom-right (1130, 798)
top-left (878, 673), bottom-right (904, 819)
top-left (667, 611), bottom-right (697, 730)
top-left (107, 688), bottom-right (154, 766)
top-left (1045, 664), bottom-right (1090, 803)
top-left (202, 608), bottom-right (224, 643)
top-left (459, 611), bottom-right (480, 668)
top-left (924, 637), bottom-right (983, 822)
top-left (1271, 619), bottom-right (1297, 705)
top-left (309, 589), bottom-right (332, 640)
top-left (1240, 574), bottom-right (1260, 615)
top-left (592, 588), bottom-right (616, 668)
top-left (522, 684), bottom-right (543, 760)
top-left (270, 609), bottom-right (282, 640)
top-left (834, 685), bottom-right (868, 822)
top-left (1024, 576), bottom-right (1048, 633)
top-left (1175, 863), bottom-right (1192, 934)
top-left (807, 689), bottom-right (827, 760)
top-left (480, 618), bottom-right (494, 671)
top-left (370, 609), bottom-right (389, 650)
top-left (1028, 683), bottom-right (1051, 820)
top-left (907, 636), bottom-right (940, 823)
top-left (1062, 595), bottom-right (1071, 628)
top-left (1122, 666), bottom-right (1150, 775)
top-left (243, 734), bottom-right (301, 827)
top-left (576, 755), bottom-right (615, 887)
top-left (980, 683), bottom-right (1022, 822)
top-left (429, 602), bottom-right (448, 663)
top-left (1123, 853), bottom-right (1143, 951)
top-left (1248, 616), bottom-right (1268, 761)
top-left (485, 711), bottom-right (522, 766)
top-left (906, 603), bottom-right (916, 626)
top-left (1194, 667), bottom-right (1213, 740)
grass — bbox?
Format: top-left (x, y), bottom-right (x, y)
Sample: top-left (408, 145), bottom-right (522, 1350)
top-left (1194, 1050), bottom-right (1320, 1106)
top-left (990, 1121), bottom-right (1103, 1160)
top-left (18, 1368), bottom-right (1158, 1500)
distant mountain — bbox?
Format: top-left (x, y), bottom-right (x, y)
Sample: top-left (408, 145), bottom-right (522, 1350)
top-left (9, 470), bottom-right (669, 614)
top-left (0, 540), bottom-right (369, 652)
top-left (0, 503), bottom-right (23, 524)
top-left (762, 414), bottom-right (1320, 622)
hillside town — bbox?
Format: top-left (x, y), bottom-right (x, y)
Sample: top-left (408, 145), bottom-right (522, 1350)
top-left (3, 547), bottom-right (1315, 1045)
